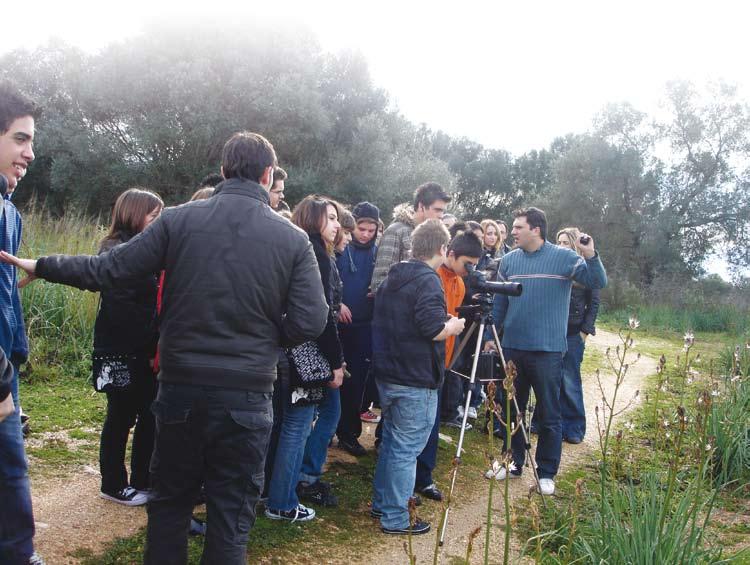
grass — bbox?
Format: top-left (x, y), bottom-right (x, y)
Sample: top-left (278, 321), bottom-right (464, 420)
top-left (599, 304), bottom-right (750, 335)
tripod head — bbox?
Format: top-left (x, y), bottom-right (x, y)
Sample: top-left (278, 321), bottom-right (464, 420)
top-left (456, 294), bottom-right (495, 323)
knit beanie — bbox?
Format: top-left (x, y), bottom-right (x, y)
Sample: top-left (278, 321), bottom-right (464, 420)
top-left (352, 201), bottom-right (380, 224)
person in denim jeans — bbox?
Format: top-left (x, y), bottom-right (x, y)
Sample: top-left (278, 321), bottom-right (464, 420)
top-left (371, 220), bottom-right (465, 535)
top-left (0, 84), bottom-right (42, 565)
top-left (484, 208), bottom-right (606, 496)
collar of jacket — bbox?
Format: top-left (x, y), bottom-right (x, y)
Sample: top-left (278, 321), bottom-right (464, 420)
top-left (212, 178), bottom-right (270, 206)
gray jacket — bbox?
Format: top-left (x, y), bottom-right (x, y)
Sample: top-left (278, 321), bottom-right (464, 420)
top-left (36, 179), bottom-right (328, 392)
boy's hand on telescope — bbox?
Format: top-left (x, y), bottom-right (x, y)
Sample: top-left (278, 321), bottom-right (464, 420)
top-left (0, 252), bottom-right (38, 288)
top-left (446, 315), bottom-right (465, 336)
top-left (483, 341), bottom-right (497, 352)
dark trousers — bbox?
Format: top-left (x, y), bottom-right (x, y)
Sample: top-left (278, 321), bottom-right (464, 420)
top-left (263, 350), bottom-right (290, 496)
top-left (495, 348), bottom-right (563, 479)
top-left (0, 369), bottom-right (35, 565)
top-left (336, 323), bottom-right (372, 441)
top-left (144, 383), bottom-right (272, 565)
top-left (100, 376), bottom-right (157, 492)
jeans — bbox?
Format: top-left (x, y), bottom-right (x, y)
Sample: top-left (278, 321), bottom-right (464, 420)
top-left (560, 334), bottom-right (586, 441)
top-left (336, 323), bottom-right (371, 442)
top-left (0, 368), bottom-right (35, 565)
top-left (372, 381), bottom-right (437, 530)
top-left (415, 387), bottom-right (441, 490)
top-left (144, 383), bottom-right (272, 565)
top-left (100, 375), bottom-right (157, 492)
top-left (496, 349), bottom-right (563, 479)
top-left (299, 387), bottom-right (340, 485)
top-left (263, 350), bottom-right (290, 497)
top-left (266, 400), bottom-right (315, 512)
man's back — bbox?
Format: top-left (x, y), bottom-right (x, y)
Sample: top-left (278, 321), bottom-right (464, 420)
top-left (36, 178), bottom-right (328, 391)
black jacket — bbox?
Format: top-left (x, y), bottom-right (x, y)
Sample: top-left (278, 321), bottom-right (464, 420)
top-left (372, 260), bottom-right (446, 389)
top-left (567, 285), bottom-right (601, 336)
top-left (93, 233), bottom-right (159, 359)
top-left (36, 178), bottom-right (328, 393)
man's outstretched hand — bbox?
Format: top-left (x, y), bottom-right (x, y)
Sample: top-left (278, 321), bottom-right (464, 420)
top-left (0, 251), bottom-right (39, 288)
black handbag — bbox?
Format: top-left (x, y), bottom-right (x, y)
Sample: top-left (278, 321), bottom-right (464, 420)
top-left (286, 341), bottom-right (332, 405)
top-left (91, 352), bottom-right (147, 393)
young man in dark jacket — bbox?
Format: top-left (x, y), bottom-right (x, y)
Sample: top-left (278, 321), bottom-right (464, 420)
top-left (1, 132), bottom-right (329, 565)
top-left (370, 219), bottom-right (465, 535)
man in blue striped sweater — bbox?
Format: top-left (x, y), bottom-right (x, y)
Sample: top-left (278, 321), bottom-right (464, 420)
top-left (484, 207), bottom-right (607, 495)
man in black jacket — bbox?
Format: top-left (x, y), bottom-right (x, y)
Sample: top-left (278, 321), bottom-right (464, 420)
top-left (1, 132), bottom-right (329, 565)
top-left (370, 219), bottom-right (465, 535)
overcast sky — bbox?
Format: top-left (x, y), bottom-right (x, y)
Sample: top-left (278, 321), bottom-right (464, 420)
top-left (4, 0), bottom-right (747, 155)
top-left (4, 0), bottom-right (746, 277)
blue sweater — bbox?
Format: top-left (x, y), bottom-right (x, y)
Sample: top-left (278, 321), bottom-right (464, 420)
top-left (0, 197), bottom-right (25, 394)
top-left (489, 242), bottom-right (607, 353)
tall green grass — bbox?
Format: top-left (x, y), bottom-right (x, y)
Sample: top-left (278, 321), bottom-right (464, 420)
top-left (600, 304), bottom-right (750, 334)
top-left (19, 205), bottom-right (103, 380)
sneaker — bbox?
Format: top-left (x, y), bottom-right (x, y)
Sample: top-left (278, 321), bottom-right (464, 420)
top-left (265, 503), bottom-right (316, 522)
top-left (360, 410), bottom-right (381, 424)
top-left (467, 407), bottom-right (478, 420)
top-left (564, 436), bottom-right (583, 444)
top-left (100, 486), bottom-right (148, 506)
top-left (485, 462), bottom-right (522, 481)
top-left (444, 417), bottom-right (472, 431)
top-left (382, 519), bottom-right (431, 535)
top-left (417, 483), bottom-right (443, 501)
top-left (189, 516), bottom-right (207, 536)
top-left (28, 552), bottom-right (46, 565)
top-left (297, 481), bottom-right (338, 507)
top-left (135, 488), bottom-right (154, 501)
top-left (338, 437), bottom-right (367, 457)
top-left (369, 507), bottom-right (383, 519)
top-left (538, 478), bottom-right (555, 495)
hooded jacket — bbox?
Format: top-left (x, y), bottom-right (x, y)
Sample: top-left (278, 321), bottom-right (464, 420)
top-left (336, 237), bottom-right (377, 323)
top-left (370, 203), bottom-right (416, 292)
top-left (36, 178), bottom-right (328, 393)
top-left (372, 260), bottom-right (447, 389)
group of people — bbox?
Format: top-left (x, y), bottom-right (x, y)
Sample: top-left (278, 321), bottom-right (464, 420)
top-left (0, 83), bottom-right (605, 565)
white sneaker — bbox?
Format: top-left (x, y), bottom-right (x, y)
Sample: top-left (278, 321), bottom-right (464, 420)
top-left (484, 462), bottom-right (521, 481)
top-left (538, 478), bottom-right (555, 495)
top-left (467, 407), bottom-right (478, 420)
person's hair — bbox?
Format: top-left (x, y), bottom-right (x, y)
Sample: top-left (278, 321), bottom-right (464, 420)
top-left (104, 188), bottom-right (164, 242)
top-left (276, 200), bottom-right (291, 213)
top-left (513, 207), bottom-right (547, 241)
top-left (557, 226), bottom-right (582, 255)
top-left (190, 186), bottom-right (215, 201)
top-left (412, 219), bottom-right (450, 261)
top-left (273, 166), bottom-right (288, 184)
top-left (448, 229), bottom-right (483, 259)
top-left (414, 182), bottom-right (451, 209)
top-left (496, 220), bottom-right (507, 231)
top-left (292, 195), bottom-right (337, 253)
top-left (278, 209), bottom-right (292, 220)
top-left (198, 172), bottom-right (223, 188)
top-left (448, 220), bottom-right (482, 239)
top-left (0, 83), bottom-right (40, 133)
top-left (221, 131), bottom-right (277, 182)
top-left (378, 219), bottom-right (385, 234)
top-left (333, 204), bottom-right (355, 249)
top-left (480, 219), bottom-right (502, 252)
top-left (442, 213), bottom-right (457, 223)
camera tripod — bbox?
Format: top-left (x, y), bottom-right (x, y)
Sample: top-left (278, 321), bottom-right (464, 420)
top-left (438, 296), bottom-right (544, 547)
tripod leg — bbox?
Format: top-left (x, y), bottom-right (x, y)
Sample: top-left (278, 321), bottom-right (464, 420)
top-left (439, 320), bottom-right (485, 546)
top-left (490, 326), bottom-right (547, 505)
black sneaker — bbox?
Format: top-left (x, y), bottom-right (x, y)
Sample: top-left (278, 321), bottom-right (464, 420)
top-left (28, 552), bottom-right (46, 565)
top-left (297, 481), bottom-right (338, 507)
top-left (100, 486), bottom-right (148, 506)
top-left (265, 503), bottom-right (316, 522)
top-left (443, 417), bottom-right (472, 431)
top-left (370, 507), bottom-right (383, 519)
top-left (338, 437), bottom-right (367, 457)
top-left (417, 483), bottom-right (443, 501)
top-left (382, 519), bottom-right (431, 535)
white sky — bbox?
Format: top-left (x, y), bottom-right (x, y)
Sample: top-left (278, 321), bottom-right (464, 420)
top-left (5, 0), bottom-right (748, 155)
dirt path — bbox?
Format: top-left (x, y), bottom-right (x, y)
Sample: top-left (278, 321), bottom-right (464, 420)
top-left (373, 328), bottom-right (655, 564)
top-left (29, 329), bottom-right (654, 564)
